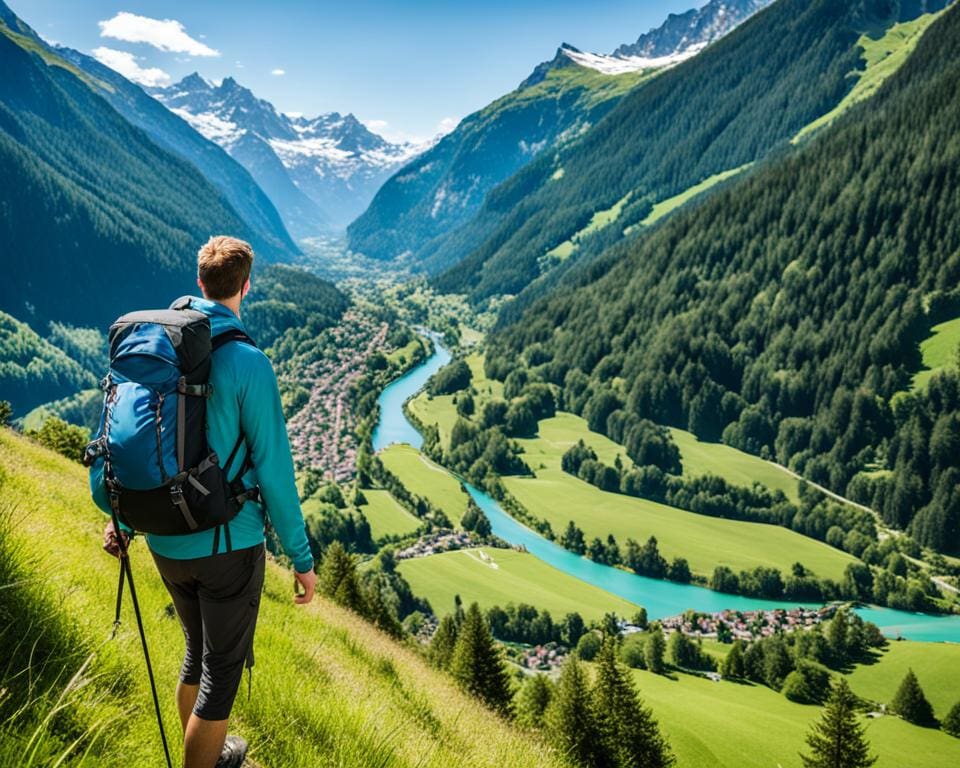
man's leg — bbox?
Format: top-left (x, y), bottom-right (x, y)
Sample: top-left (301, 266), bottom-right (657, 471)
top-left (183, 715), bottom-right (229, 768)
top-left (177, 682), bottom-right (200, 731)
top-left (187, 544), bottom-right (265, 767)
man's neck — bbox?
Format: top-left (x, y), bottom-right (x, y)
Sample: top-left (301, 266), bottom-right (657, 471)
top-left (208, 296), bottom-right (241, 318)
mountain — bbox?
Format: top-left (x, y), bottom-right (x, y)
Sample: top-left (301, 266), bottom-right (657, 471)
top-left (152, 75), bottom-right (423, 236)
top-left (56, 47), bottom-right (299, 260)
top-left (488, 0), bottom-right (960, 553)
top-left (346, 0), bottom-right (772, 267)
top-left (0, 1), bottom-right (291, 333)
top-left (431, 0), bottom-right (947, 303)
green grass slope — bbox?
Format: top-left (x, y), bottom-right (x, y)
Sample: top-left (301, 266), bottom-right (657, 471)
top-left (0, 428), bottom-right (563, 767)
top-left (359, 488), bottom-right (423, 539)
top-left (627, 660), bottom-right (960, 768)
top-left (912, 315), bottom-right (960, 389)
top-left (397, 546), bottom-right (639, 621)
top-left (380, 443), bottom-right (470, 523)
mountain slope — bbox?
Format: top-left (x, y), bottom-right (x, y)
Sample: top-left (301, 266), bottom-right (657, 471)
top-left (434, 0), bottom-right (949, 302)
top-left (0, 8), bottom-right (291, 331)
top-left (347, 0), bottom-right (769, 267)
top-left (0, 427), bottom-right (565, 767)
top-left (56, 47), bottom-right (300, 259)
top-left (488, 0), bottom-right (960, 553)
top-left (153, 75), bottom-right (422, 235)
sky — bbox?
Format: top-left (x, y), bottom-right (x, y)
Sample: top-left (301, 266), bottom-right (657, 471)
top-left (10, 0), bottom-right (701, 143)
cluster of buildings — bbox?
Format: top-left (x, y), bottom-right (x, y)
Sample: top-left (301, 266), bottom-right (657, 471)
top-left (507, 643), bottom-right (566, 672)
top-left (655, 606), bottom-right (836, 642)
top-left (395, 530), bottom-right (475, 560)
top-left (286, 309), bottom-right (389, 482)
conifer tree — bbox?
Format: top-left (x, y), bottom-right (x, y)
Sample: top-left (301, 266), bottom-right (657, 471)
top-left (645, 622), bottom-right (666, 674)
top-left (449, 602), bottom-right (513, 715)
top-left (800, 678), bottom-right (876, 768)
top-left (429, 614), bottom-right (459, 670)
top-left (515, 674), bottom-right (554, 729)
top-left (890, 668), bottom-right (937, 726)
top-left (545, 656), bottom-right (603, 767)
top-left (318, 541), bottom-right (364, 612)
top-left (593, 638), bottom-right (674, 768)
top-left (942, 701), bottom-right (960, 738)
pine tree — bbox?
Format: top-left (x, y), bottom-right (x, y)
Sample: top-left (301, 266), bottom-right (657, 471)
top-left (593, 638), bottom-right (674, 768)
top-left (515, 674), bottom-right (554, 729)
top-left (545, 656), bottom-right (603, 767)
top-left (645, 622), bottom-right (666, 674)
top-left (800, 678), bottom-right (876, 768)
top-left (429, 614), bottom-right (459, 670)
top-left (449, 602), bottom-right (513, 715)
top-left (890, 668), bottom-right (937, 726)
top-left (318, 541), bottom-right (364, 612)
top-left (942, 701), bottom-right (960, 738)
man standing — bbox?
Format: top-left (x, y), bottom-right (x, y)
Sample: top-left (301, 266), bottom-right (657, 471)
top-left (95, 236), bottom-right (316, 768)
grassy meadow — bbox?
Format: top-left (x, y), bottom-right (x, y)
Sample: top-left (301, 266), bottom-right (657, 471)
top-left (505, 414), bottom-right (857, 580)
top-left (912, 315), bottom-right (960, 389)
top-left (357, 488), bottom-right (422, 539)
top-left (397, 546), bottom-right (639, 621)
top-left (379, 443), bottom-right (470, 523)
top-left (622, 660), bottom-right (960, 768)
top-left (0, 428), bottom-right (564, 768)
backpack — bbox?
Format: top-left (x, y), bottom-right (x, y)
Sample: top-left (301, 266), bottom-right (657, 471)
top-left (84, 298), bottom-right (260, 536)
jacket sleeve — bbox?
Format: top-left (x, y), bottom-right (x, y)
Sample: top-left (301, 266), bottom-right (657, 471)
top-left (238, 350), bottom-right (314, 573)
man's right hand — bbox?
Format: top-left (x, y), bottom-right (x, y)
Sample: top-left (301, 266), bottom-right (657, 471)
top-left (294, 568), bottom-right (316, 605)
top-left (102, 520), bottom-right (130, 558)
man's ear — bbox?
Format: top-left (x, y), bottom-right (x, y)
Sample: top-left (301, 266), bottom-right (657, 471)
top-left (196, 277), bottom-right (207, 298)
top-left (241, 277), bottom-right (251, 299)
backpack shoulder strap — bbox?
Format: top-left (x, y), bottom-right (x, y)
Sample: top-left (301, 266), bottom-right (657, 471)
top-left (212, 329), bottom-right (257, 351)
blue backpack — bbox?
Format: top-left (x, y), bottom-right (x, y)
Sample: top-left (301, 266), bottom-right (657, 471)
top-left (84, 299), bottom-right (260, 536)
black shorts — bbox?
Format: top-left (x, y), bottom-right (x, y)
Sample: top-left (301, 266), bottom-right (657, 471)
top-left (150, 543), bottom-right (265, 721)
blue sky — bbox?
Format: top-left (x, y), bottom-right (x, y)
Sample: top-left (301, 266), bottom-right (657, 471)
top-left (11, 1), bottom-right (701, 142)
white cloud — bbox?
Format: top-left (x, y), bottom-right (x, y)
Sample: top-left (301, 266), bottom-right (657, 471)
top-left (92, 47), bottom-right (171, 87)
top-left (364, 119), bottom-right (389, 132)
top-left (436, 116), bottom-right (459, 135)
top-left (284, 111), bottom-right (304, 119)
top-left (98, 12), bottom-right (219, 57)
top-left (235, 61), bottom-right (245, 69)
top-left (271, 68), bottom-right (286, 76)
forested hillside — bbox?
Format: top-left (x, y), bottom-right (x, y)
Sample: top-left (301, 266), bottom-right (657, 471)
top-left (488, 1), bottom-right (960, 553)
top-left (347, 59), bottom-right (649, 265)
top-left (434, 0), bottom-right (949, 301)
top-left (0, 5), bottom-right (291, 331)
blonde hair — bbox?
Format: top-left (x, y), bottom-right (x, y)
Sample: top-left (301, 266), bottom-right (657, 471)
top-left (197, 235), bottom-right (254, 299)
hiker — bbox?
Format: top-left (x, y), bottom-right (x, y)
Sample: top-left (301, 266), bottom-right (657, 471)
top-left (89, 236), bottom-right (316, 768)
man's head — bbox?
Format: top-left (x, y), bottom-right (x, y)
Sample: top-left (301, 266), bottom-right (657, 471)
top-left (197, 235), bottom-right (254, 303)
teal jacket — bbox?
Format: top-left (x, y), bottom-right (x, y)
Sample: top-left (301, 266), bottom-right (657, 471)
top-left (91, 297), bottom-right (314, 573)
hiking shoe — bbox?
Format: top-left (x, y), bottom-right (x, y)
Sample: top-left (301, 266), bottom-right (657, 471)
top-left (215, 735), bottom-right (248, 768)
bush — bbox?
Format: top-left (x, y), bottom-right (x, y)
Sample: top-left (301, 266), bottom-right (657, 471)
top-left (576, 631), bottom-right (602, 661)
top-left (26, 416), bottom-right (88, 462)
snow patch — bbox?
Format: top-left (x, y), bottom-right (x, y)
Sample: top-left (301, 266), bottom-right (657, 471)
top-left (561, 42), bottom-right (707, 74)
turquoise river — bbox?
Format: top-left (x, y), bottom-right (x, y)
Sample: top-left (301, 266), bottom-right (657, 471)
top-left (372, 341), bottom-right (960, 642)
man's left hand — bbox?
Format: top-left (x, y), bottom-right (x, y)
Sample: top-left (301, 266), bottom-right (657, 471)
top-left (103, 520), bottom-right (130, 557)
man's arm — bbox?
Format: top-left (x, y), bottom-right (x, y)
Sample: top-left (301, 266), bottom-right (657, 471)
top-left (238, 350), bottom-right (315, 576)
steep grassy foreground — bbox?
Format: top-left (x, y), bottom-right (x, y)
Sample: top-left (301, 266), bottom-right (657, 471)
top-left (0, 428), bottom-right (563, 768)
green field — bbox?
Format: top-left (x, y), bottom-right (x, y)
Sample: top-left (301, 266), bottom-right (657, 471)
top-left (845, 640), bottom-right (960, 717)
top-left (504, 415), bottom-right (857, 580)
top-left (0, 429), bottom-right (563, 768)
top-left (358, 488), bottom-right (422, 539)
top-left (398, 546), bottom-right (639, 621)
top-left (793, 11), bottom-right (944, 143)
top-left (668, 426), bottom-right (800, 502)
top-left (637, 164), bottom-right (752, 229)
top-left (626, 662), bottom-right (959, 768)
top-left (912, 315), bottom-right (960, 389)
top-left (379, 443), bottom-right (470, 523)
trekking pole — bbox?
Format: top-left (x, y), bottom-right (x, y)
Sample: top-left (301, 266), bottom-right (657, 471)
top-left (110, 506), bottom-right (174, 768)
